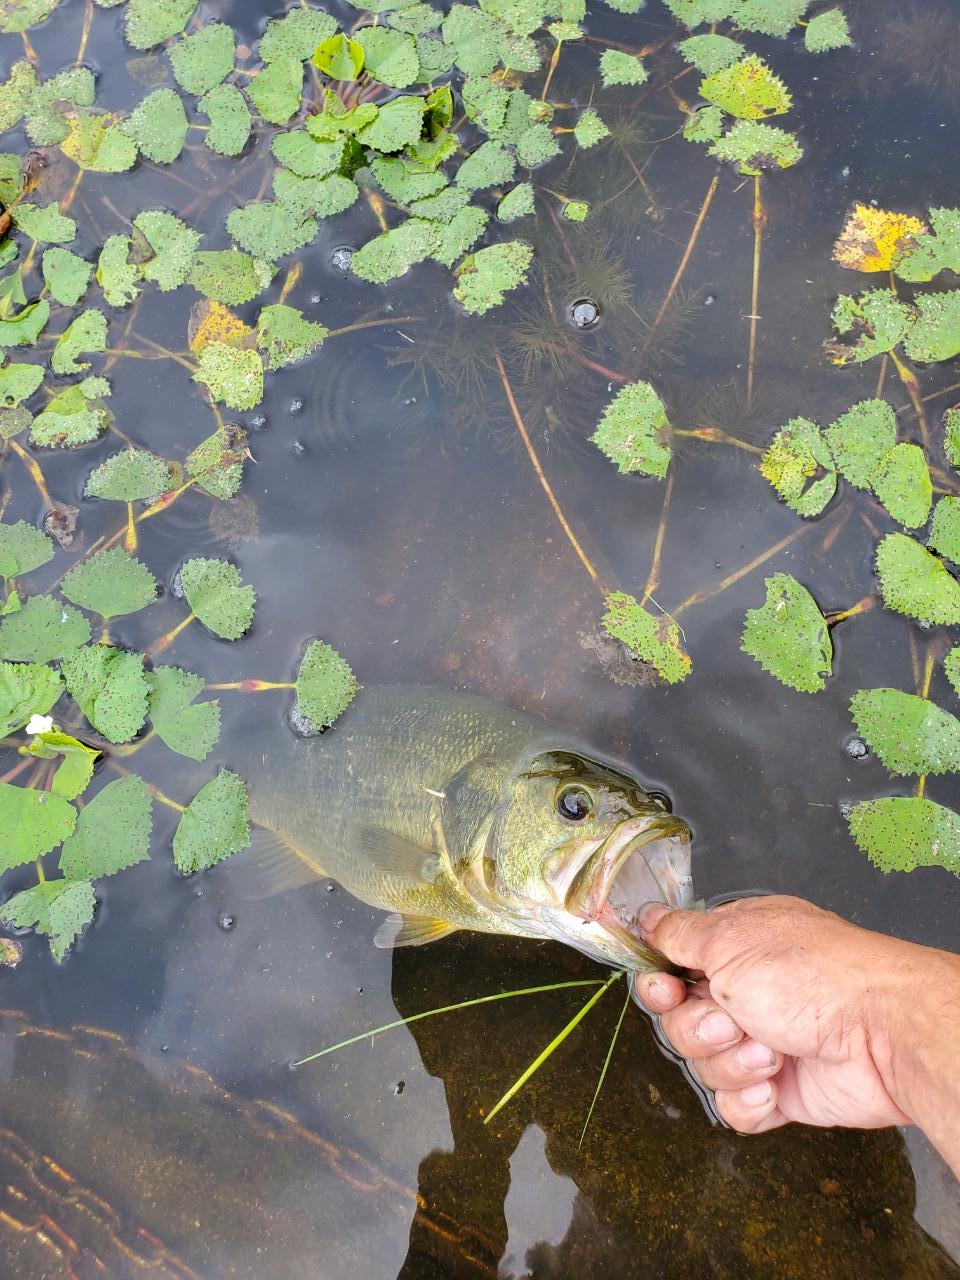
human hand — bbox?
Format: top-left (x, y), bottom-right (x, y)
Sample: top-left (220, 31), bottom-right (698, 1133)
top-left (633, 895), bottom-right (924, 1136)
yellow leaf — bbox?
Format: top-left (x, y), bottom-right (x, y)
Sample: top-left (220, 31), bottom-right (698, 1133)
top-left (832, 204), bottom-right (927, 273)
top-left (187, 300), bottom-right (253, 355)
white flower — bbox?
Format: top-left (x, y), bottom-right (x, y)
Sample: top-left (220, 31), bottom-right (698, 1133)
top-left (25, 714), bottom-right (54, 736)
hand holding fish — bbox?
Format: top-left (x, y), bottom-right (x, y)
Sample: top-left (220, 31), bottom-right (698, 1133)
top-left (633, 895), bottom-right (960, 1179)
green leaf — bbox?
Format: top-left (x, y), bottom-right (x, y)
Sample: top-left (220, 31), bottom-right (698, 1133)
top-left (370, 155), bottom-right (444, 203)
top-left (829, 289), bottom-right (912, 365)
top-left (946, 407), bottom-right (960, 470)
top-left (189, 250), bottom-right (273, 305)
top-left (12, 202), bottom-right (76, 243)
top-left (600, 591), bottom-right (692, 685)
top-left (61, 645), bottom-right (149, 743)
top-left (0, 406), bottom-right (32, 439)
top-left (256, 304), bottom-right (328, 370)
top-left (26, 730), bottom-right (98, 801)
top-left (0, 298), bottom-right (48, 348)
top-left (894, 207), bottom-right (960, 283)
top-left (51, 308), bottom-right (107, 375)
top-left (355, 27), bottom-right (420, 87)
top-left (823, 398), bottom-right (896, 490)
top-left (573, 110), bottom-right (609, 149)
top-left (430, 206), bottom-right (488, 267)
top-left (358, 95), bottom-right (426, 153)
top-left (406, 185), bottom-right (469, 224)
top-left (708, 120), bottom-right (801, 175)
top-left (760, 417), bottom-right (836, 517)
top-left (875, 532), bottom-right (960, 625)
top-left (732, 0), bottom-right (809, 38)
top-left (0, 782), bottom-right (76, 870)
top-left (226, 202), bottom-right (317, 262)
top-left (185, 424), bottom-right (245, 499)
top-left (847, 797), bottom-right (960, 876)
top-left (193, 341), bottom-right (264, 411)
top-left (0, 60), bottom-right (36, 132)
top-left (41, 248), bottom-right (92, 307)
top-left (701, 55), bottom-right (791, 120)
top-left (591, 381), bottom-right (672, 480)
top-left (497, 182), bottom-right (535, 222)
top-left (453, 140), bottom-right (514, 191)
top-left (59, 773), bottom-right (152, 881)
top-left (684, 104), bottom-right (726, 144)
top-left (0, 0), bottom-right (58, 33)
top-left (246, 55), bottom-right (303, 126)
top-left (850, 688), bottom-right (960, 776)
top-left (272, 130), bottom-right (345, 178)
top-left (678, 34), bottom-right (744, 74)
top-left (563, 200), bottom-right (589, 223)
top-left (351, 219), bottom-right (438, 284)
top-left (516, 123), bottom-right (560, 169)
top-left (86, 449), bottom-right (171, 502)
top-left (0, 519), bottom-right (53, 578)
top-left (903, 291), bottom-right (960, 365)
top-left (273, 171), bottom-right (359, 221)
top-left (804, 8), bottom-right (851, 53)
top-left (0, 361), bottom-right (42, 408)
top-left (945, 646), bottom-right (960, 697)
top-left (0, 659), bottom-right (61, 733)
top-left (312, 33), bottom-right (365, 80)
top-left (928, 496), bottom-right (960, 564)
top-left (30, 378), bottom-right (111, 447)
top-left (462, 75), bottom-right (510, 135)
top-left (23, 67), bottom-right (95, 147)
top-left (871, 442), bottom-right (931, 529)
top-left (128, 88), bottom-right (188, 164)
top-left (198, 83), bottom-right (251, 156)
top-left (0, 594), bottom-right (90, 661)
top-left (97, 235), bottom-right (141, 308)
top-left (294, 639), bottom-right (359, 730)
top-left (61, 548), bottom-right (158, 621)
top-left (178, 556), bottom-right (255, 640)
top-left (168, 22), bottom-right (235, 96)
top-left (133, 210), bottom-right (201, 292)
top-left (306, 92), bottom-right (378, 141)
top-left (173, 768), bottom-right (250, 873)
top-left (147, 665), bottom-right (220, 760)
top-left (0, 879), bottom-right (94, 961)
top-left (599, 49), bottom-right (648, 88)
top-left (453, 240), bottom-right (533, 315)
top-left (415, 34), bottom-right (454, 80)
top-left (59, 113), bottom-right (138, 173)
top-left (390, 4), bottom-right (442, 35)
top-left (260, 8), bottom-right (337, 62)
top-left (125, 0), bottom-right (198, 50)
top-left (442, 6), bottom-right (502, 76)
top-left (741, 573), bottom-right (832, 693)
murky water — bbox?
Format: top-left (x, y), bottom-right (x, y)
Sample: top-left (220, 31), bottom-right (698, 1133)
top-left (1, 0), bottom-right (959, 1275)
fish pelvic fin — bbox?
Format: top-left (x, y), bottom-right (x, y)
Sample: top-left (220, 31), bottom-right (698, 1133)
top-left (354, 826), bottom-right (441, 885)
top-left (234, 824), bottom-right (327, 899)
top-left (373, 913), bottom-right (459, 949)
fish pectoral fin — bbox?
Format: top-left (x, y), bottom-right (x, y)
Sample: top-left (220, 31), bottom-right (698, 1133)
top-left (355, 826), bottom-right (441, 885)
top-left (233, 824), bottom-right (327, 899)
top-left (373, 913), bottom-right (459, 949)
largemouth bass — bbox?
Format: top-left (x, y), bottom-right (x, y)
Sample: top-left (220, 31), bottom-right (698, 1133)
top-left (245, 686), bottom-right (693, 971)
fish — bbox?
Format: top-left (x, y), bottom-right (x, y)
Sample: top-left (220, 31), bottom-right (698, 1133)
top-left (242, 685), bottom-right (694, 972)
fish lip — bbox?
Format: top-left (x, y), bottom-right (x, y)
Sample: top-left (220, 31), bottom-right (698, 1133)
top-left (564, 813), bottom-right (693, 926)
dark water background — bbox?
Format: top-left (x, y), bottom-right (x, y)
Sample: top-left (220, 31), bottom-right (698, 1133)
top-left (1, 0), bottom-right (959, 1275)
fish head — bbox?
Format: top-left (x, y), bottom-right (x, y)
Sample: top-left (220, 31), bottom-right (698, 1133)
top-left (472, 749), bottom-right (694, 971)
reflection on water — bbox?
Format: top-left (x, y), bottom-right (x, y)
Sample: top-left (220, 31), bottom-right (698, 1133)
top-left (1, 0), bottom-right (959, 1274)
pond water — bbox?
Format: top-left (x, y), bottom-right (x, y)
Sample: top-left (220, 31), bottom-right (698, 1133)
top-left (1, 0), bottom-right (959, 1276)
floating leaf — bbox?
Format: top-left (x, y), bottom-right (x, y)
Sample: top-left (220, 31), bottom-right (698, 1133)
top-left (41, 248), bottom-right (92, 307)
top-left (246, 55), bottom-right (303, 126)
top-left (256, 304), bottom-right (328, 370)
top-left (946, 407), bottom-right (960, 469)
top-left (272, 130), bottom-right (345, 178)
top-left (226, 202), bottom-right (317, 262)
top-left (760, 418), bottom-right (836, 517)
top-left (805, 9), bottom-right (852, 53)
top-left (599, 49), bottom-right (647, 87)
top-left (733, 0), bottom-right (809, 38)
top-left (456, 140), bottom-right (516, 190)
top-left (563, 200), bottom-right (589, 223)
top-left (894, 207), bottom-right (960, 283)
top-left (0, 594), bottom-right (90, 661)
top-left (193, 342), bottom-right (264, 411)
top-left (59, 112), bottom-right (138, 173)
top-left (945, 647), bottom-right (960, 697)
top-left (0, 879), bottom-right (94, 961)
top-left (0, 406), bottom-right (32, 439)
top-left (516, 123), bottom-right (560, 169)
top-left (708, 120), bottom-right (801, 174)
top-left (462, 75), bottom-right (510, 134)
top-left (0, 362), bottom-right (42, 408)
top-left (187, 298), bottom-right (251, 356)
top-left (701, 55), bottom-right (791, 120)
top-left (128, 88), bottom-right (188, 164)
top-left (847, 797), bottom-right (960, 876)
top-left (61, 645), bottom-right (150, 743)
top-left (26, 729), bottom-right (98, 801)
top-left (678, 34), bottom-right (744, 74)
top-left (306, 93), bottom-right (378, 141)
top-left (370, 155), bottom-right (445, 203)
top-left (497, 182), bottom-right (535, 222)
top-left (453, 240), bottom-right (533, 315)
top-left (829, 289), bottom-right (912, 365)
top-left (928, 497), bottom-right (960, 564)
top-left (390, 4), bottom-right (442, 35)
top-left (313, 32), bottom-right (365, 80)
top-left (97, 235), bottom-right (141, 308)
top-left (133, 210), bottom-right (201, 292)
top-left (407, 185), bottom-right (469, 223)
top-left (0, 299), bottom-right (49, 348)
top-left (178, 556), bottom-right (255, 640)
top-left (173, 768), bottom-right (250, 873)
top-left (198, 84), bottom-right (251, 156)
top-left (51, 308), bottom-right (107, 375)
top-left (12, 202), bottom-right (76, 243)
top-left (591, 381), bottom-right (671, 480)
top-left (260, 8), bottom-right (336, 62)
top-left (356, 27), bottom-right (420, 88)
top-left (351, 219), bottom-right (438, 283)
top-left (903, 291), bottom-right (960, 365)
top-left (147, 665), bottom-right (220, 760)
top-left (31, 378), bottom-right (111, 447)
top-left (184, 424), bottom-right (245, 499)
top-left (0, 0), bottom-right (58, 33)
top-left (741, 573), bottom-right (832, 693)
top-left (61, 548), bottom-right (158, 621)
top-left (0, 659), bottom-right (61, 733)
top-left (359, 95), bottom-right (427, 153)
top-left (294, 640), bottom-right (359, 730)
top-left (600, 591), bottom-right (691, 685)
top-left (273, 171), bottom-right (358, 221)
top-left (573, 110), bottom-right (609, 149)
top-left (168, 23), bottom-right (235, 96)
top-left (850, 688), bottom-right (960, 776)
top-left (430, 206), bottom-right (488, 267)
top-left (832, 204), bottom-right (926, 274)
top-left (189, 250), bottom-right (273, 305)
top-left (24, 66), bottom-right (96, 146)
top-left (59, 774), bottom-right (152, 880)
top-left (125, 0), bottom-right (198, 50)
top-left (442, 6), bottom-right (502, 76)
top-left (86, 449), bottom-right (171, 502)
top-left (0, 519), bottom-right (52, 578)
top-left (823, 398), bottom-right (896, 489)
top-left (0, 782), bottom-right (76, 870)
top-left (875, 532), bottom-right (960, 625)
top-left (871, 443), bottom-right (931, 529)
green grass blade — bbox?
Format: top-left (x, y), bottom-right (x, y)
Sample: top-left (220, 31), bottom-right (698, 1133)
top-left (578, 973), bottom-right (631, 1149)
top-left (292, 978), bottom-right (606, 1067)
top-left (483, 970), bottom-right (622, 1126)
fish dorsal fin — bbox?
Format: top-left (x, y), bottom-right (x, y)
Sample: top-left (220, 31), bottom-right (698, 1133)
top-left (234, 824), bottom-right (327, 899)
top-left (355, 826), bottom-right (440, 885)
top-left (373, 913), bottom-right (458, 949)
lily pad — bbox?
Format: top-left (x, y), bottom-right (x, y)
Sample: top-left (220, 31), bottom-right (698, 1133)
top-left (829, 289), bottom-right (912, 365)
top-left (741, 573), bottom-right (832, 693)
top-left (850, 688), bottom-right (960, 776)
top-left (760, 417), bottom-right (836, 517)
top-left (178, 556), bottom-right (255, 640)
top-left (313, 33), bottom-right (365, 80)
top-left (97, 236), bottom-right (141, 308)
top-left (0, 658), bottom-right (62, 732)
top-left (903, 290), bottom-right (960, 365)
top-left (0, 594), bottom-right (90, 662)
top-left (946, 407), bottom-right (960, 469)
top-left (125, 0), bottom-right (198, 50)
top-left (86, 449), bottom-right (171, 502)
top-left (59, 774), bottom-right (153, 879)
top-left (600, 591), bottom-right (691, 685)
top-left (456, 140), bottom-right (516, 190)
top-left (875, 532), bottom-right (960, 625)
top-left (256, 304), bottom-right (328, 370)
top-left (430, 206), bottom-right (488, 267)
top-left (453, 240), bottom-right (533, 315)
top-left (516, 123), bottom-right (560, 169)
top-left (847, 796), bottom-right (960, 876)
top-left (168, 23), bottom-right (235, 96)
top-left (189, 250), bottom-right (273, 305)
top-left (193, 342), bottom-right (264, 411)
top-left (147, 665), bottom-right (220, 761)
top-left (678, 34), bottom-right (744, 74)
top-left (51, 308), bottom-right (107, 375)
top-left (0, 878), bottom-right (94, 961)
top-left (573, 110), bottom-right (609, 149)
top-left (61, 644), bottom-right (150, 743)
top-left (599, 49), bottom-right (647, 87)
top-left (894, 207), bottom-right (960, 283)
top-left (172, 769), bottom-right (250, 873)
top-left (133, 210), bottom-right (201, 292)
top-left (30, 379), bottom-right (111, 447)
top-left (804, 7), bottom-right (851, 51)
top-left (871, 442), bottom-right (931, 529)
top-left (128, 88), bottom-right (188, 164)
top-left (246, 55), bottom-right (303, 126)
top-left (709, 120), bottom-right (801, 174)
top-left (356, 27), bottom-right (420, 88)
top-left (498, 182), bottom-right (535, 222)
top-left (260, 8), bottom-right (337, 62)
top-left (59, 113), bottom-right (137, 173)
top-left (41, 248), bottom-right (92, 307)
top-left (351, 219), bottom-right (438, 284)
top-left (359, 96), bottom-right (427, 153)
top-left (295, 639), bottom-right (359, 731)
top-left (0, 519), bottom-right (53, 578)
top-left (226, 202), bottom-right (317, 262)
top-left (12, 202), bottom-right (76, 243)
top-left (823, 398), bottom-right (896, 489)
top-left (198, 84), bottom-right (251, 156)
top-left (701, 55), bottom-right (791, 120)
top-left (928, 497), bottom-right (960, 564)
top-left (591, 381), bottom-right (672, 480)
top-left (184, 424), bottom-right (245, 500)
top-left (60, 547), bottom-right (158, 621)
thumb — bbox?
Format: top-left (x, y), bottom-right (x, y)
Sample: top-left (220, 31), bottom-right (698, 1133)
top-left (639, 902), bottom-right (714, 971)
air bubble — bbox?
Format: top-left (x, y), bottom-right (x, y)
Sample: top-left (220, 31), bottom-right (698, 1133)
top-left (845, 738), bottom-right (869, 760)
top-left (288, 399), bottom-right (303, 415)
top-left (289, 706), bottom-right (321, 737)
top-left (291, 439), bottom-right (306, 456)
top-left (704, 293), bottom-right (716, 307)
top-left (568, 297), bottom-right (600, 329)
top-left (330, 246), bottom-right (353, 272)
top-left (249, 414), bottom-right (268, 431)
top-left (394, 1080), bottom-right (406, 1096)
top-left (218, 911), bottom-right (237, 931)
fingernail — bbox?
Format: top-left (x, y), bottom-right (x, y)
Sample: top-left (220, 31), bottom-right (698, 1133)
top-left (640, 974), bottom-right (671, 1003)
top-left (638, 902), bottom-right (670, 937)
top-left (740, 1081), bottom-right (773, 1108)
top-left (738, 1040), bottom-right (776, 1071)
top-left (696, 1010), bottom-right (739, 1045)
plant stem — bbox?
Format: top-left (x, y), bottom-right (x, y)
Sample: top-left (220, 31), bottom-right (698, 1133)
top-left (149, 612), bottom-right (195, 658)
top-left (7, 439), bottom-right (53, 508)
top-left (642, 469), bottom-right (674, 605)
top-left (889, 349), bottom-right (929, 449)
top-left (75, 0), bottom-right (94, 66)
top-left (746, 174), bottom-right (766, 410)
top-left (579, 977), bottom-right (632, 1148)
top-left (204, 679), bottom-right (294, 692)
top-left (541, 39), bottom-right (563, 101)
top-left (827, 595), bottom-right (875, 627)
top-left (672, 426), bottom-right (762, 454)
top-left (671, 521), bottom-right (814, 619)
top-left (645, 169), bottom-right (719, 350)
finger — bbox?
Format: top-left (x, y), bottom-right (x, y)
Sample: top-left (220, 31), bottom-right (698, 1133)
top-left (638, 903), bottom-right (719, 971)
top-left (633, 970), bottom-right (688, 1014)
top-left (659, 998), bottom-right (744, 1061)
top-left (691, 1039), bottom-right (782, 1092)
top-left (714, 1080), bottom-right (789, 1134)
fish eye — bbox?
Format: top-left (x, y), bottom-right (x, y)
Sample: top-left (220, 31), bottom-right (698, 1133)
top-left (648, 790), bottom-right (672, 813)
top-left (556, 784), bottom-right (593, 822)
